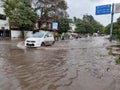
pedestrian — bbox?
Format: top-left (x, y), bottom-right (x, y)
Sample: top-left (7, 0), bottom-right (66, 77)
top-left (75, 33), bottom-right (78, 39)
top-left (61, 33), bottom-right (65, 40)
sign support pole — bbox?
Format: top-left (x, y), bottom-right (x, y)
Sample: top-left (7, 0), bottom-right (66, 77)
top-left (109, 3), bottom-right (114, 42)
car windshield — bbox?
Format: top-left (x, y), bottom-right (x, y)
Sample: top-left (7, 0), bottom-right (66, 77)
top-left (32, 31), bottom-right (45, 38)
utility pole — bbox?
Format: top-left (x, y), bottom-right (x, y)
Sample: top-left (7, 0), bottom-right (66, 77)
top-left (109, 3), bottom-right (114, 42)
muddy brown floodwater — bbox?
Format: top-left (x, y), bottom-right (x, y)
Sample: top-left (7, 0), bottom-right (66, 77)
top-left (0, 37), bottom-right (120, 90)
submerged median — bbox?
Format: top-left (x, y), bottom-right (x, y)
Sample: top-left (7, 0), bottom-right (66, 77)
top-left (108, 45), bottom-right (120, 64)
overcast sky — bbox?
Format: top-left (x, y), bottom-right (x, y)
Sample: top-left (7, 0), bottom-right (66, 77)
top-left (66, 0), bottom-right (120, 26)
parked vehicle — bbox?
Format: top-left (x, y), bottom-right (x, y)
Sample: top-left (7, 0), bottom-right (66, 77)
top-left (25, 30), bottom-right (55, 47)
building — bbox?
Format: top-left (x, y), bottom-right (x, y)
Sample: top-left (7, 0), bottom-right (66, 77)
top-left (69, 23), bottom-right (76, 32)
top-left (0, 3), bottom-right (11, 37)
top-left (0, 3), bottom-right (9, 30)
top-left (0, 2), bottom-right (32, 38)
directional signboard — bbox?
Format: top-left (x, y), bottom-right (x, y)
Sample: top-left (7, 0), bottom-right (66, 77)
top-left (114, 3), bottom-right (120, 13)
top-left (96, 4), bottom-right (111, 15)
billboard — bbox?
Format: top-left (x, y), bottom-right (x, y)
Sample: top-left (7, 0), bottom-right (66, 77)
top-left (52, 22), bottom-right (58, 30)
top-left (96, 4), bottom-right (111, 15)
top-left (114, 3), bottom-right (120, 13)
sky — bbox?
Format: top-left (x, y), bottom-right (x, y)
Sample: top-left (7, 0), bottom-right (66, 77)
top-left (66, 0), bottom-right (120, 26)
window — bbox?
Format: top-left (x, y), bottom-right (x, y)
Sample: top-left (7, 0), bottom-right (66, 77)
top-left (0, 14), bottom-right (6, 20)
top-left (45, 33), bottom-right (49, 38)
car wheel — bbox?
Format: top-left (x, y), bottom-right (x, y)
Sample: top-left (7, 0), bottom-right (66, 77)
top-left (41, 42), bottom-right (45, 46)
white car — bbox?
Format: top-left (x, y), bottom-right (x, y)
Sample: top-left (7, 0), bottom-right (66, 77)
top-left (25, 31), bottom-right (55, 47)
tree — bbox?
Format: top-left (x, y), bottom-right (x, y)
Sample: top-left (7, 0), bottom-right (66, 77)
top-left (104, 17), bottom-right (120, 39)
top-left (75, 15), bottom-right (103, 34)
top-left (33, 0), bottom-right (67, 17)
top-left (103, 24), bottom-right (110, 35)
top-left (83, 15), bottom-right (95, 22)
top-left (2, 0), bottom-right (38, 37)
top-left (75, 21), bottom-right (94, 34)
top-left (57, 17), bottom-right (70, 34)
top-left (32, 0), bottom-right (68, 29)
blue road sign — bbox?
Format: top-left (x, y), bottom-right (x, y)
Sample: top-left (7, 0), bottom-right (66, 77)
top-left (96, 4), bottom-right (111, 15)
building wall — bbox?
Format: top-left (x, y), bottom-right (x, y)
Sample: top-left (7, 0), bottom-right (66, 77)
top-left (0, 18), bottom-right (9, 29)
top-left (69, 23), bottom-right (76, 32)
top-left (0, 5), bottom-right (4, 15)
top-left (11, 30), bottom-right (33, 38)
top-left (0, 6), bottom-right (10, 30)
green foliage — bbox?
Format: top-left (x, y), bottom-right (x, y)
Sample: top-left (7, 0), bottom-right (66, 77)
top-left (32, 0), bottom-right (68, 21)
top-left (75, 21), bottom-right (93, 34)
top-left (54, 33), bottom-right (61, 37)
top-left (103, 24), bottom-right (110, 35)
top-left (83, 15), bottom-right (95, 22)
top-left (64, 34), bottom-right (70, 38)
top-left (2, 0), bottom-right (38, 30)
top-left (108, 48), bottom-right (113, 55)
top-left (57, 17), bottom-right (70, 34)
top-left (103, 17), bottom-right (120, 40)
top-left (74, 15), bottom-right (103, 34)
top-left (115, 57), bottom-right (120, 64)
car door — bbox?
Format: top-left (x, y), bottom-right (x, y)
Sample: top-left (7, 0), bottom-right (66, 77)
top-left (44, 33), bottom-right (50, 45)
top-left (48, 33), bottom-right (54, 44)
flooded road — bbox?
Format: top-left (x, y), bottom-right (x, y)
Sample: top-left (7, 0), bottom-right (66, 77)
top-left (0, 37), bottom-right (120, 90)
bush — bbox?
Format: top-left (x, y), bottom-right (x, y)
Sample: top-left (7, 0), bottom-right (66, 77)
top-left (115, 57), bottom-right (120, 64)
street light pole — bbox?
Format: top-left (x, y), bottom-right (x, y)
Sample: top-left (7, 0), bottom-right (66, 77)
top-left (109, 3), bottom-right (114, 42)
